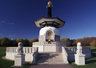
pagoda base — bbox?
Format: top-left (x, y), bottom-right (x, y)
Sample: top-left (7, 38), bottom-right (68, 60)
top-left (33, 42), bottom-right (62, 53)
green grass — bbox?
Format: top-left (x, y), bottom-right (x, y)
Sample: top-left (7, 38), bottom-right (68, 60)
top-left (0, 47), bottom-right (31, 68)
top-left (71, 46), bottom-right (96, 68)
top-left (0, 47), bottom-right (13, 68)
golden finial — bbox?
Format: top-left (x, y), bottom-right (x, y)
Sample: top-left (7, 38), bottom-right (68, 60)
top-left (47, 1), bottom-right (52, 7)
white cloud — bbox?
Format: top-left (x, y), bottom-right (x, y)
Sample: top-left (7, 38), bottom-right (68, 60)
top-left (0, 20), bottom-right (15, 25)
top-left (8, 22), bottom-right (15, 25)
top-left (0, 21), bottom-right (6, 24)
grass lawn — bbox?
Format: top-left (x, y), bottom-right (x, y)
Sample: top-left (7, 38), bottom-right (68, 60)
top-left (70, 46), bottom-right (96, 68)
top-left (0, 46), bottom-right (96, 68)
top-left (0, 47), bottom-right (31, 68)
top-left (0, 47), bottom-right (13, 68)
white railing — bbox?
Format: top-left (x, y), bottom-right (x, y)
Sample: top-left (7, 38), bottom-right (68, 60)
top-left (6, 47), bottom-right (38, 64)
top-left (65, 47), bottom-right (91, 54)
top-left (6, 47), bottom-right (38, 53)
top-left (65, 47), bottom-right (91, 61)
top-left (62, 46), bottom-right (69, 64)
top-left (33, 42), bottom-right (60, 46)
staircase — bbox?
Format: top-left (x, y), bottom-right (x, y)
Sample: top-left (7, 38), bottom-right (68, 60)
top-left (37, 53), bottom-right (66, 64)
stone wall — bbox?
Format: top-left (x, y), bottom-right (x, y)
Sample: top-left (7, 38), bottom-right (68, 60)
top-left (6, 47), bottom-right (38, 64)
top-left (65, 47), bottom-right (91, 61)
top-left (33, 42), bottom-right (62, 53)
top-left (5, 46), bottom-right (91, 62)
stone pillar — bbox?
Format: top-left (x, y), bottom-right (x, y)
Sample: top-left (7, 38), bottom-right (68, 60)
top-left (62, 47), bottom-right (69, 64)
top-left (14, 54), bottom-right (25, 66)
top-left (75, 42), bottom-right (85, 65)
top-left (14, 42), bottom-right (25, 67)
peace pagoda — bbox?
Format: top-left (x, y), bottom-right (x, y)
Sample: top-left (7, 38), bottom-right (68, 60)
top-left (5, 1), bottom-right (91, 65)
top-left (33, 1), bottom-right (65, 53)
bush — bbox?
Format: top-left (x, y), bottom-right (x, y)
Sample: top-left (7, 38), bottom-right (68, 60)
top-left (30, 38), bottom-right (38, 46)
top-left (90, 41), bottom-right (96, 47)
top-left (61, 37), bottom-right (72, 47)
top-left (0, 37), bottom-right (11, 46)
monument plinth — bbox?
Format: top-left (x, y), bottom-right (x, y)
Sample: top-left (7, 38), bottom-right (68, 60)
top-left (75, 42), bottom-right (85, 65)
top-left (33, 1), bottom-right (65, 53)
top-left (14, 42), bottom-right (25, 66)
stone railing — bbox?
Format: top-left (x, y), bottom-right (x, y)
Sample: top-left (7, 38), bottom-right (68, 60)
top-left (65, 47), bottom-right (77, 53)
top-left (6, 47), bottom-right (38, 64)
top-left (6, 47), bottom-right (38, 53)
top-left (65, 47), bottom-right (91, 61)
top-left (62, 46), bottom-right (69, 64)
top-left (33, 41), bottom-right (60, 46)
top-left (65, 47), bottom-right (91, 54)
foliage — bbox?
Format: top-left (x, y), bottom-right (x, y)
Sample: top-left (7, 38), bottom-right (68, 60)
top-left (61, 37), bottom-right (96, 46)
top-left (61, 37), bottom-right (72, 46)
top-left (0, 37), bottom-right (38, 47)
top-left (0, 37), bottom-right (96, 47)
top-left (90, 41), bottom-right (96, 47)
top-left (75, 37), bottom-right (96, 46)
top-left (0, 39), bottom-right (1, 46)
top-left (0, 37), bottom-right (11, 46)
top-left (29, 38), bottom-right (38, 46)
top-left (16, 38), bottom-right (23, 43)
top-left (11, 40), bottom-right (18, 46)
top-left (23, 39), bottom-right (30, 46)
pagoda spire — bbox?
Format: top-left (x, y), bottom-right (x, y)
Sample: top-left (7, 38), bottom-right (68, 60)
top-left (47, 1), bottom-right (53, 18)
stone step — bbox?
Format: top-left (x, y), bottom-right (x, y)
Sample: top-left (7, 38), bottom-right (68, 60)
top-left (37, 53), bottom-right (65, 64)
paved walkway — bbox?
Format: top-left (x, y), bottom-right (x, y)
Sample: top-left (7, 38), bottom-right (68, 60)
top-left (29, 64), bottom-right (73, 68)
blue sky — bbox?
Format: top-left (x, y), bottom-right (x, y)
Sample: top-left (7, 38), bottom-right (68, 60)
top-left (0, 0), bottom-right (96, 40)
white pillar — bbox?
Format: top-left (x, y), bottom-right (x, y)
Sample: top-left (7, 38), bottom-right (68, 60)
top-left (75, 42), bottom-right (85, 65)
top-left (14, 42), bottom-right (25, 67)
top-left (14, 54), bottom-right (25, 66)
top-left (75, 54), bottom-right (85, 65)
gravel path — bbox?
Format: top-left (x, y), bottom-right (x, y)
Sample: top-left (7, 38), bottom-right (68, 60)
top-left (29, 64), bottom-right (73, 68)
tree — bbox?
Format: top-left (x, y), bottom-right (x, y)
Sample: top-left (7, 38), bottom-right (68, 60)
top-left (0, 39), bottom-right (1, 46)
top-left (71, 39), bottom-right (76, 46)
top-left (0, 37), bottom-right (11, 46)
top-left (16, 38), bottom-right (23, 43)
top-left (76, 37), bottom-right (92, 46)
top-left (23, 39), bottom-right (30, 46)
top-left (61, 37), bottom-right (71, 47)
top-left (90, 41), bottom-right (96, 47)
top-left (16, 38), bottom-right (30, 46)
top-left (11, 40), bottom-right (18, 46)
top-left (29, 38), bottom-right (38, 46)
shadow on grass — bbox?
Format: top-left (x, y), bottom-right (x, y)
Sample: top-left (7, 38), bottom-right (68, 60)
top-left (91, 49), bottom-right (96, 52)
top-left (10, 63), bottom-right (32, 68)
top-left (86, 51), bottom-right (96, 64)
top-left (91, 49), bottom-right (96, 53)
top-left (70, 47), bottom-right (96, 65)
top-left (22, 63), bottom-right (32, 68)
top-left (86, 59), bottom-right (96, 64)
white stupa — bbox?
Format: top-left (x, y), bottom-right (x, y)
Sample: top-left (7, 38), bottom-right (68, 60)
top-left (5, 1), bottom-right (91, 65)
top-left (33, 1), bottom-right (65, 53)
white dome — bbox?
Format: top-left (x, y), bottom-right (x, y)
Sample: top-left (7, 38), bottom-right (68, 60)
top-left (39, 26), bottom-right (59, 35)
